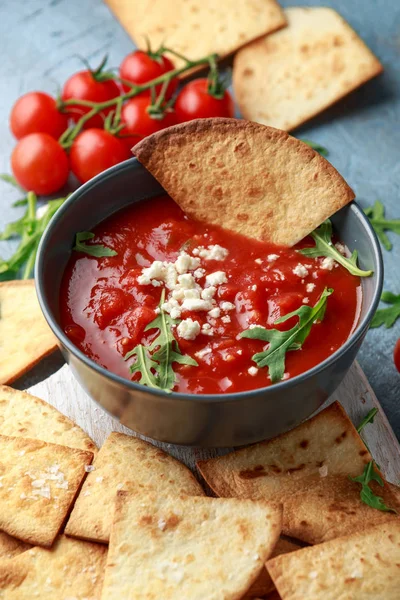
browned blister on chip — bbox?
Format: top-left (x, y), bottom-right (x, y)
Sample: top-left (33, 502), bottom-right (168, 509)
top-left (101, 491), bottom-right (282, 599)
top-left (0, 280), bottom-right (58, 385)
top-left (197, 402), bottom-right (399, 544)
top-left (0, 435), bottom-right (93, 547)
top-left (0, 535), bottom-right (107, 599)
top-left (0, 385), bottom-right (97, 454)
top-left (267, 522), bottom-right (400, 600)
top-left (233, 7), bottom-right (383, 132)
top-left (133, 118), bottom-right (354, 247)
top-left (104, 0), bottom-right (286, 71)
top-left (65, 432), bottom-right (204, 543)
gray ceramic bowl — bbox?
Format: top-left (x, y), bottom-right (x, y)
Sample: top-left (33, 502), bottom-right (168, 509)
top-left (35, 158), bottom-right (383, 447)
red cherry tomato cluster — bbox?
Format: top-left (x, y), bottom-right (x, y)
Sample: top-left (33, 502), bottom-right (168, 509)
top-left (9, 50), bottom-right (235, 194)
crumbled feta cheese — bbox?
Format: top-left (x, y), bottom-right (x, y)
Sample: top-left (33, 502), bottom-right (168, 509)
top-left (175, 252), bottom-right (199, 274)
top-left (181, 298), bottom-right (212, 312)
top-left (221, 315), bottom-right (231, 324)
top-left (320, 257), bottom-right (336, 270)
top-left (293, 264), bottom-right (309, 278)
top-left (194, 244), bottom-right (229, 261)
top-left (205, 271), bottom-right (227, 286)
top-left (193, 268), bottom-right (205, 279)
top-left (208, 307), bottom-right (221, 318)
top-left (302, 297), bottom-right (309, 304)
top-left (201, 286), bottom-right (216, 300)
top-left (183, 288), bottom-right (200, 300)
top-left (282, 372), bottom-right (289, 380)
top-left (335, 242), bottom-right (346, 255)
top-left (267, 254), bottom-right (279, 262)
top-left (220, 301), bottom-right (235, 311)
top-left (201, 323), bottom-right (214, 336)
top-left (248, 366), bottom-right (258, 376)
top-left (195, 347), bottom-right (212, 359)
top-left (138, 261), bottom-right (165, 285)
top-left (178, 273), bottom-right (196, 289)
top-left (306, 283), bottom-right (316, 293)
top-left (177, 318), bottom-right (201, 341)
top-left (251, 284), bottom-right (257, 291)
top-left (254, 258), bottom-right (263, 265)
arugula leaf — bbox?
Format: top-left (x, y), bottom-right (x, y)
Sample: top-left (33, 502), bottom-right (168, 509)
top-left (298, 220), bottom-right (373, 277)
top-left (0, 192), bottom-right (66, 280)
top-left (73, 231), bottom-right (118, 258)
top-left (125, 345), bottom-right (161, 389)
top-left (301, 139), bottom-right (329, 157)
top-left (240, 288), bottom-right (333, 383)
top-left (357, 408), bottom-right (378, 433)
top-left (370, 291), bottom-right (400, 329)
top-left (364, 200), bottom-right (400, 251)
top-left (350, 461), bottom-right (396, 513)
top-left (125, 290), bottom-right (198, 392)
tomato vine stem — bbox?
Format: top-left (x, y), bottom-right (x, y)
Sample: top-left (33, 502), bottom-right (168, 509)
top-left (58, 52), bottom-right (218, 149)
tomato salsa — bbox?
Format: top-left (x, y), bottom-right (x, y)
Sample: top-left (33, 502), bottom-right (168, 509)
top-left (60, 195), bottom-right (361, 394)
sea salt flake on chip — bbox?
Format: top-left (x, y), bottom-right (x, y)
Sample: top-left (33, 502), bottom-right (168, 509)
top-left (197, 401), bottom-right (399, 545)
top-left (133, 118), bottom-right (355, 247)
top-left (233, 7), bottom-right (383, 132)
top-left (101, 491), bottom-right (282, 599)
top-left (0, 435), bottom-right (93, 547)
top-left (65, 432), bottom-right (204, 544)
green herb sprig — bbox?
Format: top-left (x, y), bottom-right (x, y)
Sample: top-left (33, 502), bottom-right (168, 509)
top-left (350, 461), bottom-right (396, 513)
top-left (357, 408), bottom-right (378, 433)
top-left (0, 191), bottom-right (66, 280)
top-left (370, 291), bottom-right (400, 329)
top-left (73, 231), bottom-right (117, 258)
top-left (301, 139), bottom-right (329, 157)
top-left (125, 290), bottom-right (198, 392)
top-left (364, 200), bottom-right (400, 251)
top-left (298, 220), bottom-right (373, 277)
top-left (240, 288), bottom-right (332, 383)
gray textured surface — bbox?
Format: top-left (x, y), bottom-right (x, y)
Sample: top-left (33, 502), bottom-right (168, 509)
top-left (0, 0), bottom-right (399, 435)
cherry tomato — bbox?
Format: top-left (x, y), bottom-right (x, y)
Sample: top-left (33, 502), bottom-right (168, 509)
top-left (119, 50), bottom-right (178, 98)
top-left (119, 97), bottom-right (177, 150)
top-left (394, 339), bottom-right (400, 373)
top-left (62, 71), bottom-right (120, 129)
top-left (174, 79), bottom-right (235, 122)
top-left (11, 133), bottom-right (69, 195)
top-left (10, 92), bottom-right (69, 140)
top-left (70, 129), bottom-right (131, 184)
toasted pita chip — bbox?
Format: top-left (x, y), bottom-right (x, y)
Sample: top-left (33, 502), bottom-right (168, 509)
top-left (267, 522), bottom-right (400, 600)
top-left (105, 0), bottom-right (286, 72)
top-left (101, 491), bottom-right (282, 600)
top-left (0, 535), bottom-right (106, 599)
top-left (245, 538), bottom-right (303, 598)
top-left (233, 7), bottom-right (383, 132)
top-left (0, 385), bottom-right (97, 454)
top-left (65, 432), bottom-right (204, 543)
top-left (0, 435), bottom-right (93, 547)
top-left (0, 280), bottom-right (58, 384)
top-left (132, 118), bottom-right (354, 246)
top-left (0, 532), bottom-right (30, 560)
top-left (197, 401), bottom-right (399, 544)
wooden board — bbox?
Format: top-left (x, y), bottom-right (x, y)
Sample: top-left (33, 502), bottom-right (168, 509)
top-left (27, 361), bottom-right (400, 484)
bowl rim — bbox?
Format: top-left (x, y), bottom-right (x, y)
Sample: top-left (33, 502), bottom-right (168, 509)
top-left (35, 158), bottom-right (384, 403)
